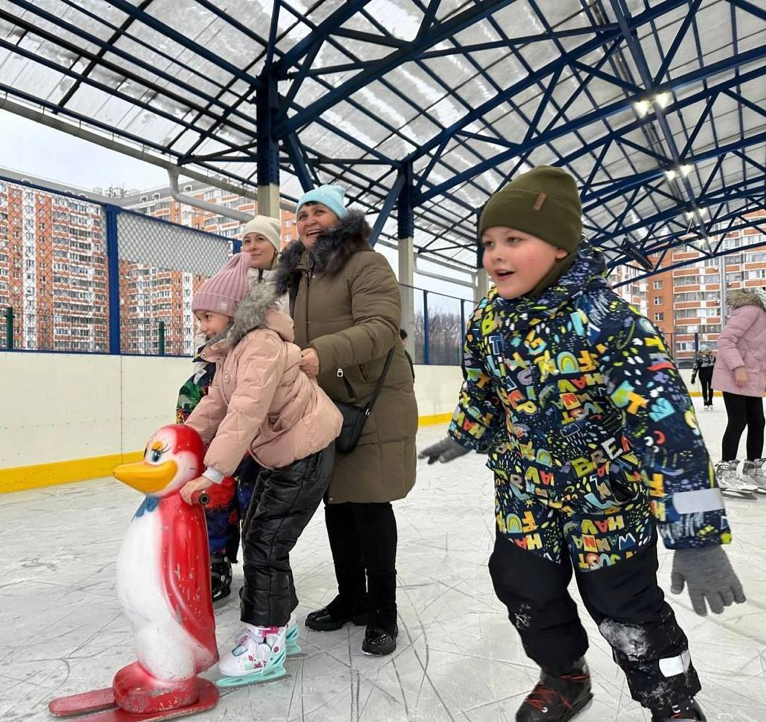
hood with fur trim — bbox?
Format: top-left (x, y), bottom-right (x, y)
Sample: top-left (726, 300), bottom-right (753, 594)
top-left (727, 288), bottom-right (766, 310)
top-left (202, 282), bottom-right (293, 361)
top-left (275, 209), bottom-right (371, 295)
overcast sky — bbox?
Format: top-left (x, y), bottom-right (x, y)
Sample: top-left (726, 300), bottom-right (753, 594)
top-left (0, 111), bottom-right (167, 192)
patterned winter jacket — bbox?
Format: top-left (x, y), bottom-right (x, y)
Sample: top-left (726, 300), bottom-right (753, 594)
top-left (176, 347), bottom-right (216, 423)
top-left (449, 248), bottom-right (731, 550)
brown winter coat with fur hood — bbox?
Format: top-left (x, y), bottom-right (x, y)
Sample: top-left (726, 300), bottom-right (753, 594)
top-left (275, 210), bottom-right (418, 503)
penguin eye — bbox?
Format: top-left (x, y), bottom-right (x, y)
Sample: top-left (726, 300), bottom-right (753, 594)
top-left (150, 449), bottom-right (162, 463)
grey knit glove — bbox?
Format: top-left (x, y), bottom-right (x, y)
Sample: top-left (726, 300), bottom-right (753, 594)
top-left (670, 545), bottom-right (746, 615)
top-left (418, 437), bottom-right (470, 465)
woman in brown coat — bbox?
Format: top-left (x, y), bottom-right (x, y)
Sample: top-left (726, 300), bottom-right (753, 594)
top-left (275, 184), bottom-right (418, 655)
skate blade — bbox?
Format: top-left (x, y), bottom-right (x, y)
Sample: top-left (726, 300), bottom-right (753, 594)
top-left (722, 488), bottom-right (758, 498)
top-left (216, 668), bottom-right (289, 688)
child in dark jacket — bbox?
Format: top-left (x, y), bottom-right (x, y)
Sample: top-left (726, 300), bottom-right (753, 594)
top-left (420, 167), bottom-right (745, 722)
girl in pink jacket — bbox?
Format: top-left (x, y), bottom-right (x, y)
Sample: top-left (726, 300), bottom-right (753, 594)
top-left (712, 287), bottom-right (766, 494)
top-left (180, 252), bottom-right (342, 685)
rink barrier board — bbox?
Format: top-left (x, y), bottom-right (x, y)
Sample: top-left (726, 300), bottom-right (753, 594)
top-left (0, 412), bottom-right (455, 494)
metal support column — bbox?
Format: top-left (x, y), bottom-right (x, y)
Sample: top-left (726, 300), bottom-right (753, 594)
top-left (256, 71), bottom-right (281, 218)
top-left (398, 164), bottom-right (415, 355)
top-left (105, 204), bottom-right (122, 355)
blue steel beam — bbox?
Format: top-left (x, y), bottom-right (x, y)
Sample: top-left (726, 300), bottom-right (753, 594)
top-left (413, 52), bottom-right (766, 205)
top-left (274, 0), bottom-right (517, 138)
top-left (406, 0), bottom-right (686, 168)
top-left (282, 133), bottom-right (315, 192)
top-left (272, 0), bottom-right (374, 71)
top-left (369, 173), bottom-right (406, 247)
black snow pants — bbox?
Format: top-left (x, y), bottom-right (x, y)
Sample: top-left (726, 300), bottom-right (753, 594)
top-left (489, 530), bottom-right (701, 712)
top-left (239, 444), bottom-right (335, 627)
top-left (324, 502), bottom-right (398, 634)
top-left (698, 366), bottom-right (714, 407)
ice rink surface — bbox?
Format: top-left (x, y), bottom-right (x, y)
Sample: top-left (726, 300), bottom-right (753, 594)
top-left (2, 398), bottom-right (765, 722)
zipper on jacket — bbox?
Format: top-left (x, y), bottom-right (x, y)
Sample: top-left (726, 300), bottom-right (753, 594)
top-left (337, 368), bottom-right (358, 400)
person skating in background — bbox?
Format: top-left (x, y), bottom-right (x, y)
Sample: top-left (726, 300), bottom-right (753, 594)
top-left (180, 252), bottom-right (342, 684)
top-left (691, 345), bottom-right (715, 410)
top-left (400, 328), bottom-right (415, 381)
top-left (420, 166), bottom-right (745, 722)
top-left (711, 288), bottom-right (766, 495)
top-left (177, 215), bottom-right (286, 601)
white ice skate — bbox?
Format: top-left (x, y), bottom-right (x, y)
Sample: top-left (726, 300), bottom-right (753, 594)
top-left (715, 461), bottom-right (757, 498)
top-left (740, 460), bottom-right (766, 495)
top-left (217, 623), bottom-right (288, 688)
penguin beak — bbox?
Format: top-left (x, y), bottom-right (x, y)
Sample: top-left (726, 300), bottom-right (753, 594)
top-left (113, 460), bottom-right (179, 495)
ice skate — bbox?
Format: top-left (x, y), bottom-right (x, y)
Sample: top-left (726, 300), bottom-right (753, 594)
top-left (217, 623), bottom-right (288, 688)
top-left (210, 554), bottom-right (233, 602)
top-left (515, 659), bottom-right (592, 722)
top-left (741, 459), bottom-right (766, 494)
top-left (651, 698), bottom-right (706, 721)
top-left (286, 614), bottom-right (302, 656)
top-left (714, 461), bottom-right (757, 498)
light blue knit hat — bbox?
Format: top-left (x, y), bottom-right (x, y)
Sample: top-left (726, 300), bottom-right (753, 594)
top-left (295, 184), bottom-right (348, 220)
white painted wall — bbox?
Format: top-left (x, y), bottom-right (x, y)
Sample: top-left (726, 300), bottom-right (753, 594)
top-left (0, 354), bottom-right (463, 470)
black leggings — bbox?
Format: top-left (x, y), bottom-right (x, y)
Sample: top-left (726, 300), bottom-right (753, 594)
top-left (324, 502), bottom-right (398, 632)
top-left (722, 391), bottom-right (765, 461)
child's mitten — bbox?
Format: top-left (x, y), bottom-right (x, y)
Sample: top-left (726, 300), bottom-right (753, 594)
top-left (418, 437), bottom-right (470, 465)
top-left (670, 545), bottom-right (746, 615)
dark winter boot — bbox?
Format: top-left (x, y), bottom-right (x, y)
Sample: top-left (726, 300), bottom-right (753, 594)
top-left (362, 623), bottom-right (398, 656)
top-left (305, 594), bottom-right (369, 632)
top-left (210, 554), bottom-right (233, 602)
top-left (515, 659), bottom-right (592, 722)
top-left (651, 699), bottom-right (706, 721)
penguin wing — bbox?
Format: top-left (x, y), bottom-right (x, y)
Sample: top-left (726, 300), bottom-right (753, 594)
top-left (160, 496), bottom-right (219, 670)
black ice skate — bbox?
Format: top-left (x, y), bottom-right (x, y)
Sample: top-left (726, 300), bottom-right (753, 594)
top-left (305, 594), bottom-right (369, 631)
top-left (515, 659), bottom-right (592, 722)
top-left (651, 698), bottom-right (707, 721)
top-left (210, 554), bottom-right (232, 602)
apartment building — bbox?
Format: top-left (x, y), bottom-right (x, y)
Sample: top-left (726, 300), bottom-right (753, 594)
top-left (0, 179), bottom-right (109, 352)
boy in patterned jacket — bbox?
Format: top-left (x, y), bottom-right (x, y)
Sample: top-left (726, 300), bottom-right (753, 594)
top-left (420, 167), bottom-right (745, 722)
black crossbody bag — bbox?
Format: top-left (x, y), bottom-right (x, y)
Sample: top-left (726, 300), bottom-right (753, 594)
top-left (335, 348), bottom-right (395, 454)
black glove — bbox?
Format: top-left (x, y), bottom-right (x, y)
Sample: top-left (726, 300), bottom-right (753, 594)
top-left (690, 375), bottom-right (696, 385)
top-left (671, 545), bottom-right (746, 615)
top-left (418, 437), bottom-right (470, 465)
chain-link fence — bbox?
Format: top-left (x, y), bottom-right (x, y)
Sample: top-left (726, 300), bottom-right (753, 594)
top-left (1, 175), bottom-right (474, 364)
top-left (116, 210), bottom-right (231, 356)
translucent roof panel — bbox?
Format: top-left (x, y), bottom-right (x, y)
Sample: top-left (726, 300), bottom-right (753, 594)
top-left (0, 0), bottom-right (764, 271)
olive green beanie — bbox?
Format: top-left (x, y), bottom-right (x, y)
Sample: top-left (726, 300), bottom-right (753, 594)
top-left (479, 166), bottom-right (583, 298)
top-left (479, 166), bottom-right (582, 251)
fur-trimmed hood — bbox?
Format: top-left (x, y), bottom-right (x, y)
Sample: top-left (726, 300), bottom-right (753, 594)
top-left (727, 288), bottom-right (766, 310)
top-left (274, 210), bottom-right (371, 295)
top-left (202, 282), bottom-right (293, 361)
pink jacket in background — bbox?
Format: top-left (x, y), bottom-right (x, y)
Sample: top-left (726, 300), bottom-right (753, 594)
top-left (185, 286), bottom-right (342, 474)
top-left (712, 289), bottom-right (766, 397)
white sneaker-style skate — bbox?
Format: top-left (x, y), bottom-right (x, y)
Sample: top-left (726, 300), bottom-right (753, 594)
top-left (715, 461), bottom-right (757, 497)
top-left (217, 623), bottom-right (287, 687)
top-left (741, 460), bottom-right (766, 494)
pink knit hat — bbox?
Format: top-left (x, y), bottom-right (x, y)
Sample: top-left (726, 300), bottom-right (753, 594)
top-left (192, 253), bottom-right (251, 317)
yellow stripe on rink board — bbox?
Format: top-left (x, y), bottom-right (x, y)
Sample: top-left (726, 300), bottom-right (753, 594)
top-left (0, 451), bottom-right (144, 494)
top-left (418, 412), bottom-right (454, 426)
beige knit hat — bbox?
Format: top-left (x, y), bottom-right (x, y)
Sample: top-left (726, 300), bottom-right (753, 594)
top-left (192, 252), bottom-right (251, 318)
top-left (242, 215), bottom-right (281, 252)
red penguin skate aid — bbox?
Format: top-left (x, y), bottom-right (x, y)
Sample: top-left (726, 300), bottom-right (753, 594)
top-left (48, 425), bottom-right (220, 721)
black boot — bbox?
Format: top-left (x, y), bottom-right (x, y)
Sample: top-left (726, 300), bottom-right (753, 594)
top-left (362, 623), bottom-right (398, 656)
top-left (516, 659), bottom-right (592, 722)
top-left (210, 554), bottom-right (232, 602)
top-left (651, 699), bottom-right (706, 721)
top-left (305, 594), bottom-right (369, 632)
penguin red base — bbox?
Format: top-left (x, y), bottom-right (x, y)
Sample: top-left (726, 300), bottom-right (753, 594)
top-left (47, 679), bottom-right (218, 722)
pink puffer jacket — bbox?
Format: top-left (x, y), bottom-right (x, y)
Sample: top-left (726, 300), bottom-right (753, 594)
top-left (712, 289), bottom-right (766, 397)
top-left (185, 286), bottom-right (342, 473)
